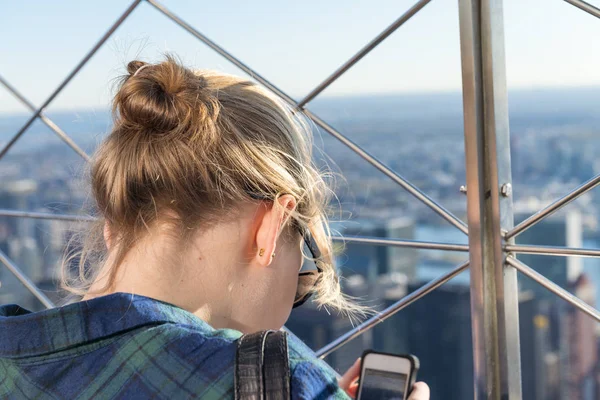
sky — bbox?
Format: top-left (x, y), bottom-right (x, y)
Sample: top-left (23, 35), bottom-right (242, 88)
top-left (1, 0), bottom-right (600, 114)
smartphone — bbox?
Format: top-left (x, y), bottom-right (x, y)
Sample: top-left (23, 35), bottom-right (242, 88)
top-left (356, 350), bottom-right (419, 400)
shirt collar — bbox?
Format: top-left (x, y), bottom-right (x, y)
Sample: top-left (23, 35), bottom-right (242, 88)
top-left (0, 292), bottom-right (210, 358)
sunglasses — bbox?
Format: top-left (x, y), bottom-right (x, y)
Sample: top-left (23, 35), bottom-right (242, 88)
top-left (293, 227), bottom-right (323, 308)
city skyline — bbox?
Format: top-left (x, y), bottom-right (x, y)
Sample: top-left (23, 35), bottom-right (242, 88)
top-left (2, 89), bottom-right (600, 399)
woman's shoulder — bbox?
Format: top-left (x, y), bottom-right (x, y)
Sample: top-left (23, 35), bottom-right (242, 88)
top-left (286, 332), bottom-right (327, 365)
top-left (155, 319), bottom-right (242, 343)
top-left (286, 333), bottom-right (350, 399)
top-left (123, 323), bottom-right (239, 397)
top-left (127, 322), bottom-right (240, 374)
top-left (145, 325), bottom-right (349, 399)
top-left (144, 321), bottom-right (241, 360)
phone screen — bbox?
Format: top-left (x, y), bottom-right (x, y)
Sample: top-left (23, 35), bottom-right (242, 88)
top-left (359, 368), bottom-right (408, 400)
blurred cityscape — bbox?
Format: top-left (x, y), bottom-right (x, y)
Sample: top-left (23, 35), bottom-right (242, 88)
top-left (2, 88), bottom-right (600, 399)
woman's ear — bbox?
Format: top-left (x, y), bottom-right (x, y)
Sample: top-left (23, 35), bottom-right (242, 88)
top-left (254, 195), bottom-right (296, 267)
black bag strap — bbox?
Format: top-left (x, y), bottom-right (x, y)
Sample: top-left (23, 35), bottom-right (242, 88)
top-left (235, 331), bottom-right (270, 400)
top-left (235, 330), bottom-right (290, 400)
top-left (263, 331), bottom-right (290, 400)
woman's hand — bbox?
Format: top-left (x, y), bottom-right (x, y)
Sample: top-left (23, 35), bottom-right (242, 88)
top-left (338, 358), bottom-right (430, 400)
top-left (338, 358), bottom-right (361, 398)
top-left (408, 381), bottom-right (430, 400)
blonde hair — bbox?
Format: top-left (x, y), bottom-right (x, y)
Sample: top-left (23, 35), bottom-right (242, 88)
top-left (61, 55), bottom-right (360, 315)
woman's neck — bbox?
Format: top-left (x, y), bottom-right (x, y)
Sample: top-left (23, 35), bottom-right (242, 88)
top-left (81, 228), bottom-right (246, 331)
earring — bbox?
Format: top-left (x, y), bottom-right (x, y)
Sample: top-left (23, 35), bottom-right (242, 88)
top-left (259, 248), bottom-right (265, 257)
top-left (271, 252), bottom-right (276, 259)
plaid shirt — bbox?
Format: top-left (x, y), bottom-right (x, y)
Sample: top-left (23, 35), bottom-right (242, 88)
top-left (0, 292), bottom-right (349, 399)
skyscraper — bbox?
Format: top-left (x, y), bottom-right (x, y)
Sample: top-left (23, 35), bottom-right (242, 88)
top-left (0, 179), bottom-right (41, 309)
top-left (515, 209), bottom-right (583, 296)
top-left (370, 273), bottom-right (409, 356)
top-left (564, 274), bottom-right (597, 399)
top-left (519, 291), bottom-right (556, 400)
top-left (515, 208), bottom-right (598, 399)
top-left (0, 180), bottom-right (37, 238)
top-left (336, 217), bottom-right (417, 283)
top-left (406, 281), bottom-right (473, 400)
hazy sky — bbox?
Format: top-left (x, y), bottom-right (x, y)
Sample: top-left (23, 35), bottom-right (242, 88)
top-left (1, 0), bottom-right (600, 113)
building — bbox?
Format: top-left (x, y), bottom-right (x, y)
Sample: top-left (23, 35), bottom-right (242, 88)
top-left (564, 274), bottom-right (598, 400)
top-left (519, 291), bottom-right (557, 400)
top-left (0, 180), bottom-right (41, 309)
top-left (336, 217), bottom-right (417, 283)
top-left (371, 273), bottom-right (410, 356)
top-left (515, 209), bottom-right (599, 399)
top-left (405, 281), bottom-right (473, 400)
top-left (0, 180), bottom-right (37, 238)
top-left (286, 301), bottom-right (369, 373)
top-left (515, 209), bottom-right (583, 296)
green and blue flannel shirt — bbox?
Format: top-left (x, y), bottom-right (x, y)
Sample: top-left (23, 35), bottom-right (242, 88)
top-left (0, 292), bottom-right (349, 399)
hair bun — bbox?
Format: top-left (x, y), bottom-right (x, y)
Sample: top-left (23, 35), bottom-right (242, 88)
top-left (114, 57), bottom-right (212, 135)
top-left (126, 60), bottom-right (148, 76)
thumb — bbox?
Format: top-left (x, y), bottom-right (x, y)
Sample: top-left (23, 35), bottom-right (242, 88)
top-left (408, 382), bottom-right (430, 400)
top-left (338, 358), bottom-right (361, 392)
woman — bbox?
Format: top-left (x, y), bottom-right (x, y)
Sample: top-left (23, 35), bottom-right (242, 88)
top-left (0, 57), bottom-right (429, 399)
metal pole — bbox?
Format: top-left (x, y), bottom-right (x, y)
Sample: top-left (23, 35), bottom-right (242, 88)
top-left (0, 74), bottom-right (90, 162)
top-left (505, 244), bottom-right (600, 258)
top-left (486, 0), bottom-right (522, 395)
top-left (0, 0), bottom-right (142, 161)
top-left (564, 0), bottom-right (600, 20)
top-left (316, 261), bottom-right (470, 358)
top-left (332, 234), bottom-right (469, 252)
top-left (506, 173), bottom-right (600, 239)
top-left (296, 0), bottom-right (432, 109)
top-left (147, 0), bottom-right (469, 236)
top-left (507, 256), bottom-right (600, 323)
top-left (0, 249), bottom-right (55, 309)
top-left (0, 209), bottom-right (96, 223)
top-left (458, 0), bottom-right (521, 398)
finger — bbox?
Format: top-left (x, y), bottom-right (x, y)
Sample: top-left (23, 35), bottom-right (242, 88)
top-left (347, 380), bottom-right (359, 398)
top-left (338, 358), bottom-right (361, 392)
top-left (408, 382), bottom-right (430, 400)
